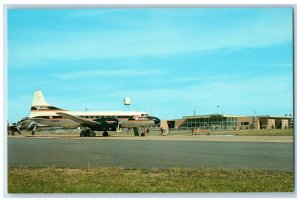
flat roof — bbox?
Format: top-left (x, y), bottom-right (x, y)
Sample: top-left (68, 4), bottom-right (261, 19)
top-left (257, 115), bottom-right (293, 119)
top-left (183, 114), bottom-right (245, 119)
top-left (183, 114), bottom-right (293, 119)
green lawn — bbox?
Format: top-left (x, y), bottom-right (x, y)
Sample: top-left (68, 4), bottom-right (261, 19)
top-left (8, 167), bottom-right (294, 193)
top-left (210, 129), bottom-right (294, 136)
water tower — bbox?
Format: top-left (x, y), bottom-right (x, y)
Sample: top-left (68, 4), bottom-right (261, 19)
top-left (124, 97), bottom-right (131, 108)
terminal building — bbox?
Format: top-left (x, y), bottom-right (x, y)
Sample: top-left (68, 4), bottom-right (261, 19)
top-left (167, 114), bottom-right (292, 130)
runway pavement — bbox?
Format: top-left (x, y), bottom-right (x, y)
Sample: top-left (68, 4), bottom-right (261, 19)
top-left (7, 136), bottom-right (294, 171)
top-left (8, 133), bottom-right (294, 142)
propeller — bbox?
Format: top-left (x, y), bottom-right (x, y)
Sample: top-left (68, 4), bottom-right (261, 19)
top-left (7, 123), bottom-right (22, 134)
top-left (15, 125), bottom-right (21, 134)
top-left (8, 117), bottom-right (35, 135)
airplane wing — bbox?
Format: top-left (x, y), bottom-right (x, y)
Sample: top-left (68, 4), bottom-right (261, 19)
top-left (57, 112), bottom-right (100, 127)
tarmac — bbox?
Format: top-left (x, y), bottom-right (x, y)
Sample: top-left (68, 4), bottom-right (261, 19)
top-left (38, 134), bottom-right (293, 143)
top-left (7, 131), bottom-right (294, 143)
top-left (7, 134), bottom-right (294, 171)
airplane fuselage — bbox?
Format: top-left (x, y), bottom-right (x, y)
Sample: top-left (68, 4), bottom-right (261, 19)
top-left (27, 90), bottom-right (159, 136)
top-left (119, 120), bottom-right (155, 128)
top-left (30, 111), bottom-right (149, 128)
top-left (30, 117), bottom-right (80, 128)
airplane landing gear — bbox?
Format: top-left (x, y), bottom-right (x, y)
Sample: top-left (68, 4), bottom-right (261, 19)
top-left (31, 124), bottom-right (37, 135)
top-left (102, 131), bottom-right (109, 137)
top-left (80, 129), bottom-right (96, 137)
top-left (140, 128), bottom-right (148, 136)
top-left (133, 128), bottom-right (147, 136)
top-left (79, 129), bottom-right (109, 137)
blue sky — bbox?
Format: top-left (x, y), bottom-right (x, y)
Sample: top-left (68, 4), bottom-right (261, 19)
top-left (7, 8), bottom-right (293, 122)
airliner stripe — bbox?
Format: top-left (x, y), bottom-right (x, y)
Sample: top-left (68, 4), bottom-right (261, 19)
top-left (30, 110), bottom-right (68, 112)
top-left (33, 118), bottom-right (71, 120)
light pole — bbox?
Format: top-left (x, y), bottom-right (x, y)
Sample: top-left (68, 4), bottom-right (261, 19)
top-left (253, 110), bottom-right (256, 129)
top-left (216, 106), bottom-right (220, 130)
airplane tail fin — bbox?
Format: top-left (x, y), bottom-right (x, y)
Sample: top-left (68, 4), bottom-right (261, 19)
top-left (29, 90), bottom-right (65, 118)
top-left (31, 90), bottom-right (51, 107)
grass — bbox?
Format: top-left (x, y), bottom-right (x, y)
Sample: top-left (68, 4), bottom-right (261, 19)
top-left (8, 167), bottom-right (294, 193)
top-left (209, 129), bottom-right (294, 136)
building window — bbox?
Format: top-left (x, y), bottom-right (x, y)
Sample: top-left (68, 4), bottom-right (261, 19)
top-left (241, 122), bottom-right (249, 126)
